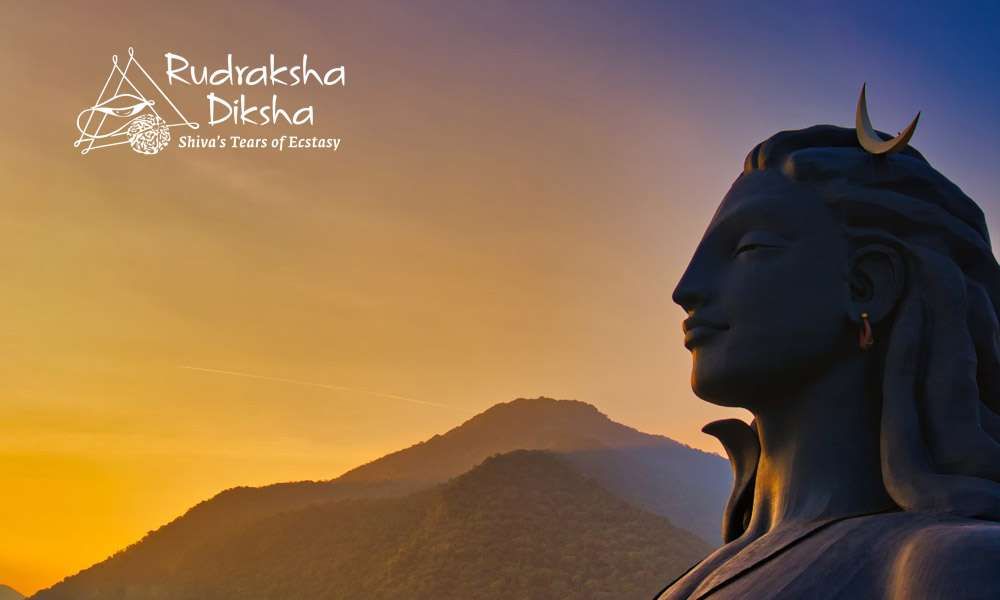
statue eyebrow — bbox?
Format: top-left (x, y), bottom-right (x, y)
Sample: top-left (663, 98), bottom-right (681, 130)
top-left (704, 199), bottom-right (783, 241)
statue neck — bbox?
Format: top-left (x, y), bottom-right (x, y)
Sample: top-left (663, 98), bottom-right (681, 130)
top-left (745, 354), bottom-right (896, 536)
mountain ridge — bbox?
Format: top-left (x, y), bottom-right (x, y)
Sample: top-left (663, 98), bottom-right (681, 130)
top-left (30, 397), bottom-right (730, 599)
top-left (34, 450), bottom-right (711, 600)
top-left (0, 584), bottom-right (24, 600)
top-left (338, 397), bottom-right (708, 483)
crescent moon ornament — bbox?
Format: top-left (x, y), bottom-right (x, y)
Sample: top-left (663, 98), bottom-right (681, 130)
top-left (855, 83), bottom-right (921, 155)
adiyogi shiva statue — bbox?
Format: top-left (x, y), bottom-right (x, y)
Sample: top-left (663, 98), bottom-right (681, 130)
top-left (657, 86), bottom-right (1000, 600)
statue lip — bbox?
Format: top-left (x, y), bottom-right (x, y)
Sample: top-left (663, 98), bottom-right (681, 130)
top-left (682, 315), bottom-right (729, 349)
top-left (682, 315), bottom-right (728, 334)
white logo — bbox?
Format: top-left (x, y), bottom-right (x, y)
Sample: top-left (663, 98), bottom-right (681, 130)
top-left (75, 48), bottom-right (198, 156)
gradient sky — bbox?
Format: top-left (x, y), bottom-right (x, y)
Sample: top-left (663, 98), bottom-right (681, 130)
top-left (4, 1), bottom-right (1000, 595)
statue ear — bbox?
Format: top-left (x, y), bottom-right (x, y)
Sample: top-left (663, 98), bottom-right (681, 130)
top-left (848, 243), bottom-right (904, 324)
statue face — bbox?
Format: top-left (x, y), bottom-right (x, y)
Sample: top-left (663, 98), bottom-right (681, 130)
top-left (672, 170), bottom-right (851, 409)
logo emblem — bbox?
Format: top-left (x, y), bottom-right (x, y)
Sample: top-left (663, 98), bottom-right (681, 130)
top-left (75, 47), bottom-right (199, 155)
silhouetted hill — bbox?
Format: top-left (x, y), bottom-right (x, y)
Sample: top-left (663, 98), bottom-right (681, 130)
top-left (0, 585), bottom-right (24, 600)
top-left (563, 445), bottom-right (728, 545)
top-left (339, 397), bottom-right (678, 482)
top-left (336, 398), bottom-right (730, 541)
top-left (34, 451), bottom-right (711, 600)
top-left (30, 398), bottom-right (730, 598)
top-left (62, 478), bottom-right (426, 584)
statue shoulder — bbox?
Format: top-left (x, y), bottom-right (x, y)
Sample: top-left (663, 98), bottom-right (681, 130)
top-left (889, 517), bottom-right (1000, 600)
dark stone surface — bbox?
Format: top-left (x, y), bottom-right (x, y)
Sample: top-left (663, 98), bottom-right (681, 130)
top-left (659, 125), bottom-right (1000, 599)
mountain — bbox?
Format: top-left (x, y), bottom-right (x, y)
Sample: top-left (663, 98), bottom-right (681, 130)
top-left (0, 585), bottom-right (24, 600)
top-left (339, 398), bottom-right (731, 541)
top-left (31, 398), bottom-right (731, 599)
top-left (34, 451), bottom-right (711, 600)
top-left (339, 397), bottom-right (685, 482)
top-left (563, 445), bottom-right (729, 544)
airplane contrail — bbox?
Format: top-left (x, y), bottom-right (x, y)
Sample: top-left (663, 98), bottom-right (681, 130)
top-left (178, 365), bottom-right (467, 412)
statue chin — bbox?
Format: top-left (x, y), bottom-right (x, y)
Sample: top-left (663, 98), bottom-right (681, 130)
top-left (690, 357), bottom-right (779, 410)
top-left (689, 371), bottom-right (735, 407)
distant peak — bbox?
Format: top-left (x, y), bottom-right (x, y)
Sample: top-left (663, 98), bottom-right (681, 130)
top-left (511, 396), bottom-right (595, 407)
top-left (484, 396), bottom-right (604, 416)
top-left (337, 395), bottom-right (687, 484)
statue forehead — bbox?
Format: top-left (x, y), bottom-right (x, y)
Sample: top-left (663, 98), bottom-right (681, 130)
top-left (708, 170), bottom-right (829, 232)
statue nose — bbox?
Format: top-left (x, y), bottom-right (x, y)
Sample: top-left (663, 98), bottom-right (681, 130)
top-left (672, 273), bottom-right (707, 312)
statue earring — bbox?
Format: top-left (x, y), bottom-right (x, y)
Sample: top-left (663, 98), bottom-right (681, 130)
top-left (859, 312), bottom-right (874, 350)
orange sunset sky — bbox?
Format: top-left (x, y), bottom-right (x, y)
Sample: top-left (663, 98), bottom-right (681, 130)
top-left (4, 1), bottom-right (1000, 596)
